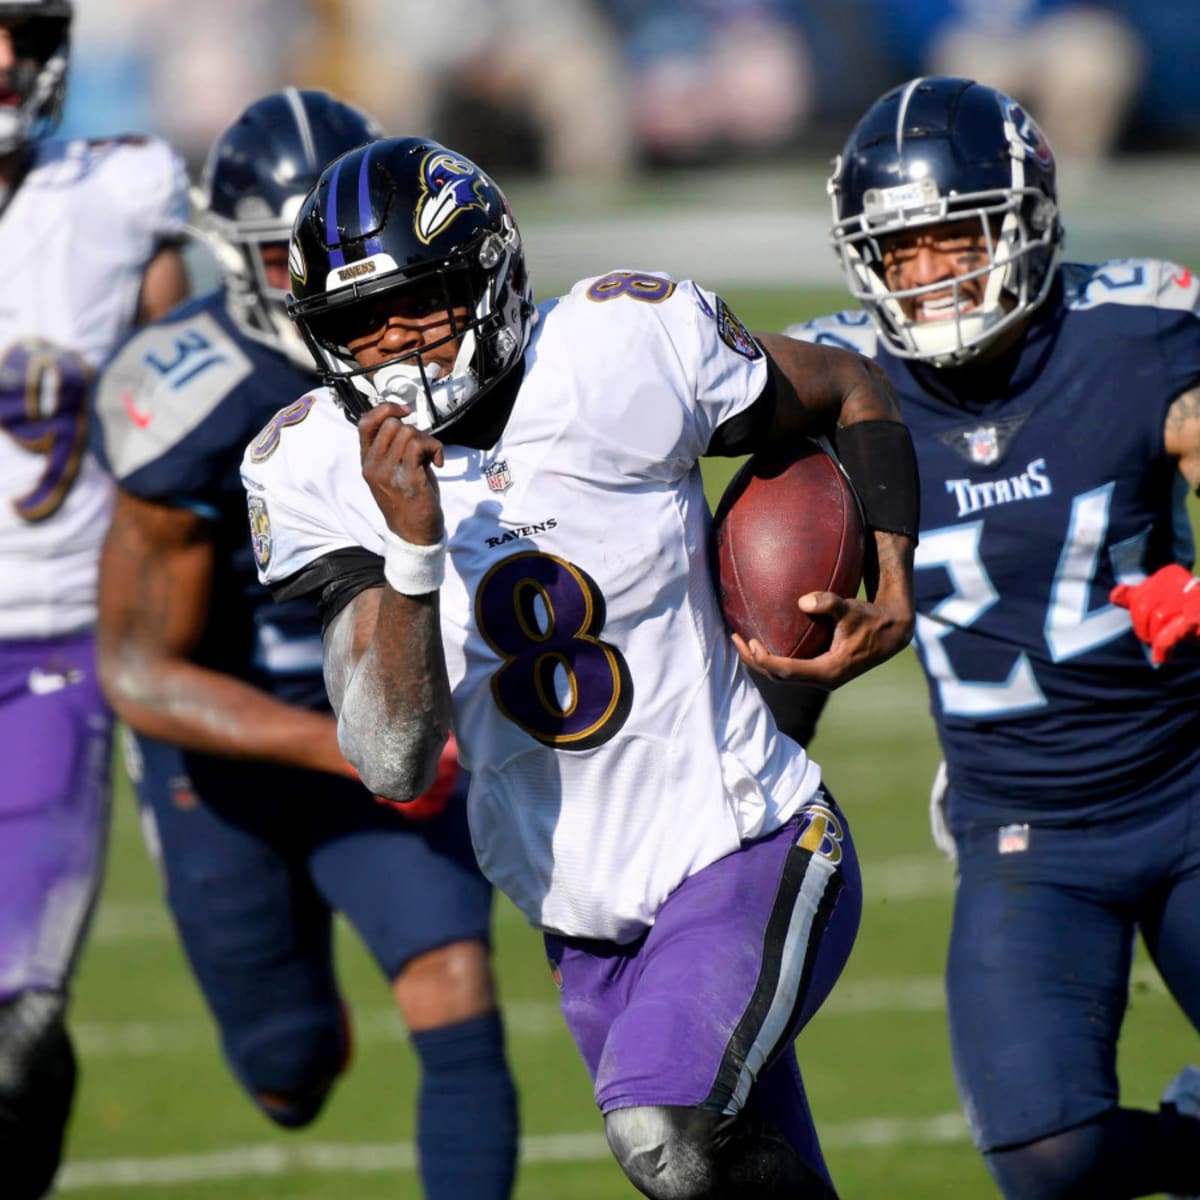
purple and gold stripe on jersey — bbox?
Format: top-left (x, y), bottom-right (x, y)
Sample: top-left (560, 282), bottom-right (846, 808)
top-left (704, 801), bottom-right (849, 1114)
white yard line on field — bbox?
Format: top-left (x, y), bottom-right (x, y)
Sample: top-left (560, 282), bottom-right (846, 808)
top-left (88, 853), bottom-right (957, 947)
top-left (59, 1114), bottom-right (972, 1190)
top-left (72, 964), bottom-right (1169, 1058)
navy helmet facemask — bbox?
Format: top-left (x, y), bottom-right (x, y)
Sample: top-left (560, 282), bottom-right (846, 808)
top-left (829, 76), bottom-right (1063, 367)
top-left (191, 88), bottom-right (382, 370)
top-left (287, 136), bottom-right (535, 432)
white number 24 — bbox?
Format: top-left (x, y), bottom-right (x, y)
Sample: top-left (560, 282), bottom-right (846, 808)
top-left (914, 483), bottom-right (1147, 716)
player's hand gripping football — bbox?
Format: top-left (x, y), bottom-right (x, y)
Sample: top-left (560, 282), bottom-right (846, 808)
top-left (358, 401), bottom-right (445, 545)
top-left (733, 537), bottom-right (916, 689)
top-left (1111, 564), bottom-right (1200, 664)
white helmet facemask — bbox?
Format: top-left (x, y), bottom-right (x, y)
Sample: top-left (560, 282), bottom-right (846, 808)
top-left (189, 188), bottom-right (314, 371)
top-left (832, 178), bottom-right (1059, 368)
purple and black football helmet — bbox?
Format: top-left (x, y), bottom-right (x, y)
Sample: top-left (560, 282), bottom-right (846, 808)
top-left (287, 136), bottom-right (535, 430)
top-left (829, 76), bottom-right (1063, 366)
top-left (193, 88), bottom-right (381, 369)
top-left (0, 0), bottom-right (71, 155)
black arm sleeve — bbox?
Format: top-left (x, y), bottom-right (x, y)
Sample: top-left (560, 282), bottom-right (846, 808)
top-left (832, 420), bottom-right (921, 540)
top-left (270, 547), bottom-right (385, 635)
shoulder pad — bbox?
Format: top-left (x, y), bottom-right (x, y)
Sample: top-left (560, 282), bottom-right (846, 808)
top-left (1065, 259), bottom-right (1200, 315)
top-left (783, 310), bottom-right (879, 356)
top-left (94, 311), bottom-right (255, 481)
top-left (240, 390), bottom-right (365, 586)
top-left (92, 134), bottom-right (189, 241)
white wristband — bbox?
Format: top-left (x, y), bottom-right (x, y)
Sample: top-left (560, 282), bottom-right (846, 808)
top-left (383, 529), bottom-right (447, 596)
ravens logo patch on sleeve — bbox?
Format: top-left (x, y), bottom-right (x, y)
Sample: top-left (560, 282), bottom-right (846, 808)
top-left (715, 297), bottom-right (762, 360)
top-left (247, 494), bottom-right (273, 571)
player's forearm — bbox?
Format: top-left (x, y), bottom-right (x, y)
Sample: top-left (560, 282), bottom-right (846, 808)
top-left (100, 652), bottom-right (351, 775)
top-left (332, 588), bottom-right (454, 801)
top-left (864, 530), bottom-right (916, 650)
top-left (758, 333), bottom-right (903, 432)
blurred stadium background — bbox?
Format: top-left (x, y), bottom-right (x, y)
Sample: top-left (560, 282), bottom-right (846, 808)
top-left (60, 1), bottom-right (1200, 1196)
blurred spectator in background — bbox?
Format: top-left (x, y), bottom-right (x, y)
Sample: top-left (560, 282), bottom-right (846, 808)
top-left (51, 0), bottom-right (1200, 178)
top-left (62, 0), bottom-right (310, 165)
top-left (1111, 0), bottom-right (1200, 150)
top-left (599, 0), bottom-right (815, 166)
top-left (875, 0), bottom-right (1144, 165)
top-left (299, 0), bottom-right (632, 181)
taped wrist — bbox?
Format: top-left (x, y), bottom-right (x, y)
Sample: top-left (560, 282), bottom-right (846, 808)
top-left (833, 420), bottom-right (920, 539)
top-left (383, 530), bottom-right (447, 596)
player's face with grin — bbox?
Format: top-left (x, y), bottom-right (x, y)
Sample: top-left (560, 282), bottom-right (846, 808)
top-left (880, 218), bottom-right (996, 324)
top-left (345, 280), bottom-right (468, 379)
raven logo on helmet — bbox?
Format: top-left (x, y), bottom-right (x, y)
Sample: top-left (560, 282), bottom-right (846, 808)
top-left (288, 237), bottom-right (307, 287)
top-left (415, 152), bottom-right (486, 244)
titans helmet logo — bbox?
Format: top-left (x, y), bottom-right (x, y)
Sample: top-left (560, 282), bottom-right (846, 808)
top-left (1003, 99), bottom-right (1054, 166)
top-left (415, 151), bottom-right (486, 245)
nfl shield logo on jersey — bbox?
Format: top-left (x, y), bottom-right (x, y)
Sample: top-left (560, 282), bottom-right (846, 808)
top-left (968, 426), bottom-right (1000, 466)
top-left (998, 823), bottom-right (1030, 854)
top-left (484, 460), bottom-right (513, 492)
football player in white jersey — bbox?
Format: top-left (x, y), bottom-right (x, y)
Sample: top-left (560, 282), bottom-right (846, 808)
top-left (0, 3), bottom-right (188, 1195)
top-left (242, 136), bottom-right (919, 1199)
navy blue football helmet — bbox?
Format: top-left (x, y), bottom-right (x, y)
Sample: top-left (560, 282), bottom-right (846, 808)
top-left (828, 76), bottom-right (1063, 366)
top-left (0, 0), bottom-right (71, 155)
top-left (287, 136), bottom-right (535, 430)
top-left (192, 88), bottom-right (381, 368)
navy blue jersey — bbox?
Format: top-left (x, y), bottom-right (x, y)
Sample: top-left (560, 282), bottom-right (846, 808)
top-left (91, 291), bottom-right (328, 709)
top-left (788, 259), bottom-right (1200, 823)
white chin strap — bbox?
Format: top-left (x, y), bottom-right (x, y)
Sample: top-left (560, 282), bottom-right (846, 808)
top-left (369, 331), bottom-right (481, 431)
top-left (373, 362), bottom-right (481, 432)
top-left (905, 306), bottom-right (1004, 365)
top-left (375, 362), bottom-right (441, 430)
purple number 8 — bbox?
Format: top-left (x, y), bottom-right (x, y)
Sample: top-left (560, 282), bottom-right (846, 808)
top-left (585, 271), bottom-right (677, 305)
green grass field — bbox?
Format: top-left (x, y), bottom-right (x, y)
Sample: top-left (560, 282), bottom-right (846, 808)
top-left (60, 289), bottom-right (1200, 1199)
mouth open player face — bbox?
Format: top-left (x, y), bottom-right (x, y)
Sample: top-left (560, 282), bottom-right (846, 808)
top-left (880, 217), bottom-right (1005, 325)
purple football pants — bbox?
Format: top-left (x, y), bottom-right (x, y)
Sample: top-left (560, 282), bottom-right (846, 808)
top-left (0, 634), bottom-right (112, 1000)
top-left (545, 793), bottom-right (862, 1184)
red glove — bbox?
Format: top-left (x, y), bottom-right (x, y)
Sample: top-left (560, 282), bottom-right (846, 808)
top-left (345, 733), bottom-right (462, 822)
top-left (1111, 564), bottom-right (1200, 665)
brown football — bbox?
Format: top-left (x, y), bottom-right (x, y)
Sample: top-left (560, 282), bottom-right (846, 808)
top-left (712, 440), bottom-right (865, 659)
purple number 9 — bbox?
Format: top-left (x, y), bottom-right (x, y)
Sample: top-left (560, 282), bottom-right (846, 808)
top-left (0, 339), bottom-right (92, 522)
